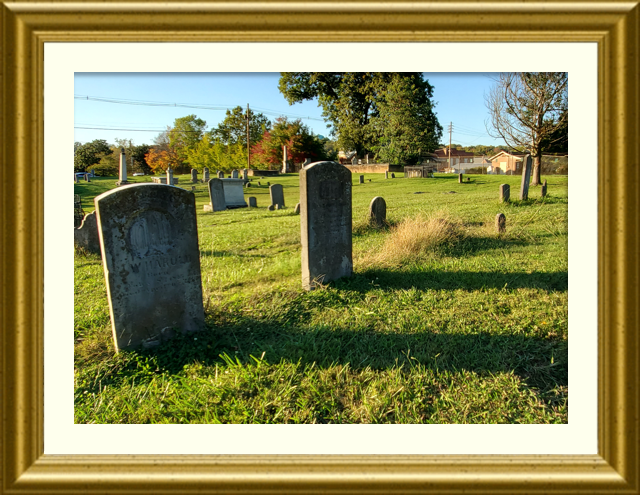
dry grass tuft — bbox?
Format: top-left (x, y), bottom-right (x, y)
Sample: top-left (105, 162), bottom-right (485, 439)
top-left (359, 212), bottom-right (462, 268)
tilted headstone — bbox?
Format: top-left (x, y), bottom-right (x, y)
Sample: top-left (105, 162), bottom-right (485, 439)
top-left (500, 184), bottom-right (510, 202)
top-left (74, 211), bottom-right (101, 254)
top-left (294, 203), bottom-right (300, 214)
top-left (248, 196), bottom-right (257, 208)
top-left (207, 178), bottom-right (227, 212)
top-left (166, 168), bottom-right (174, 186)
top-left (217, 170), bottom-right (224, 179)
top-left (519, 154), bottom-right (532, 200)
top-left (541, 179), bottom-right (548, 197)
top-left (94, 184), bottom-right (205, 351)
top-left (191, 169), bottom-right (198, 183)
top-left (369, 196), bottom-right (387, 228)
top-left (359, 175), bottom-right (364, 184)
top-left (116, 148), bottom-right (128, 186)
top-left (270, 184), bottom-right (285, 208)
top-left (203, 167), bottom-right (210, 182)
top-left (458, 173), bottom-right (463, 184)
top-left (300, 161), bottom-right (352, 290)
top-left (231, 170), bottom-right (239, 179)
top-left (496, 213), bottom-right (506, 233)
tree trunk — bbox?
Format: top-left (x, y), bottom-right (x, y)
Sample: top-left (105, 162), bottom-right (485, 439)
top-left (531, 152), bottom-right (542, 186)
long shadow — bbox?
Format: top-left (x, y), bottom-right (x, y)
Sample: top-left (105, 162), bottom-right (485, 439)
top-left (199, 250), bottom-right (267, 258)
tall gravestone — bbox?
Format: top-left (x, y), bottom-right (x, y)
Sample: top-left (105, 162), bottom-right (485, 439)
top-left (94, 184), bottom-right (205, 351)
top-left (116, 148), bottom-right (128, 186)
top-left (166, 168), bottom-right (174, 186)
top-left (203, 167), bottom-right (210, 182)
top-left (207, 178), bottom-right (227, 212)
top-left (369, 196), bottom-right (387, 228)
top-left (519, 154), bottom-right (532, 200)
top-left (541, 179), bottom-right (548, 197)
top-left (496, 213), bottom-right (506, 233)
top-left (191, 169), bottom-right (198, 183)
top-left (300, 161), bottom-right (352, 290)
top-left (270, 184), bottom-right (285, 208)
top-left (282, 146), bottom-right (289, 173)
top-left (500, 184), bottom-right (510, 202)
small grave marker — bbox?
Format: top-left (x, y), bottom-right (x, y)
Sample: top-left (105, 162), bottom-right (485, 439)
top-left (496, 213), bottom-right (506, 233)
top-left (458, 173), bottom-right (463, 184)
top-left (249, 197), bottom-right (257, 208)
top-left (369, 196), bottom-right (387, 228)
top-left (541, 179), bottom-right (548, 197)
top-left (270, 184), bottom-right (285, 208)
top-left (203, 167), bottom-right (210, 182)
top-left (359, 175), bottom-right (364, 184)
top-left (191, 169), bottom-right (198, 183)
top-left (500, 184), bottom-right (510, 203)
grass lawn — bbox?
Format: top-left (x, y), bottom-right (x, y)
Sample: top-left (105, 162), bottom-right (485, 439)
top-left (74, 171), bottom-right (568, 424)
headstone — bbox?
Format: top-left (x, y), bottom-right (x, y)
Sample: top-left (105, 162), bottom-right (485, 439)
top-left (116, 147), bottom-right (128, 186)
top-left (496, 213), bottom-right (506, 233)
top-left (242, 169), bottom-right (249, 180)
top-left (258, 182), bottom-right (261, 186)
top-left (221, 179), bottom-right (247, 208)
top-left (267, 204), bottom-right (275, 211)
top-left (74, 211), bottom-right (101, 254)
top-left (191, 169), bottom-right (198, 183)
top-left (359, 175), bottom-right (364, 184)
top-left (282, 145), bottom-right (289, 174)
top-left (85, 174), bottom-right (91, 182)
top-left (217, 170), bottom-right (224, 179)
top-left (500, 184), bottom-right (510, 202)
top-left (91, 169), bottom-right (95, 176)
top-left (458, 173), bottom-right (463, 184)
top-left (300, 161), bottom-right (352, 290)
top-left (207, 178), bottom-right (226, 212)
top-left (294, 203), bottom-right (300, 214)
top-left (391, 173), bottom-right (395, 179)
top-left (74, 174), bottom-right (79, 183)
top-left (385, 171), bottom-right (389, 179)
top-left (94, 184), bottom-right (205, 351)
top-left (248, 197), bottom-right (257, 208)
top-left (231, 170), bottom-right (239, 179)
top-left (245, 182), bottom-right (251, 188)
top-left (303, 158), bottom-right (312, 167)
top-left (541, 179), bottom-right (548, 197)
top-left (519, 154), bottom-right (532, 200)
top-left (270, 183), bottom-right (285, 208)
top-left (166, 168), bottom-right (174, 186)
top-left (203, 167), bottom-right (210, 182)
top-left (369, 196), bottom-right (387, 228)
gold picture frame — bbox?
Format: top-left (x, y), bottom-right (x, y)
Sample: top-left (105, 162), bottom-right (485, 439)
top-left (2, 1), bottom-right (639, 492)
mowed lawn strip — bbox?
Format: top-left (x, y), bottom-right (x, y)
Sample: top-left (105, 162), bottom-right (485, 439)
top-left (74, 172), bottom-right (568, 424)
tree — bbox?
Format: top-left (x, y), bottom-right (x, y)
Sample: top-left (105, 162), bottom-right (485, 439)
top-left (211, 106), bottom-right (271, 149)
top-left (74, 139), bottom-right (112, 173)
top-left (145, 146), bottom-right (180, 174)
top-left (251, 117), bottom-right (329, 169)
top-left (278, 72), bottom-right (441, 159)
top-left (168, 115), bottom-right (207, 172)
top-left (131, 144), bottom-right (152, 174)
top-left (184, 135), bottom-right (247, 172)
top-left (485, 72), bottom-right (568, 185)
top-left (369, 74), bottom-right (442, 164)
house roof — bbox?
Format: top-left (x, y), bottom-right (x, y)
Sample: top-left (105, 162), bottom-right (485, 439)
top-left (434, 148), bottom-right (476, 158)
top-left (488, 150), bottom-right (527, 161)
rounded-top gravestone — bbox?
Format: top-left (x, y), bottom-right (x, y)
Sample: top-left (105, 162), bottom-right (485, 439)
top-left (369, 196), bottom-right (387, 228)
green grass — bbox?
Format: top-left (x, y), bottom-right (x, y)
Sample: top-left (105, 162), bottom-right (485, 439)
top-left (74, 172), bottom-right (568, 424)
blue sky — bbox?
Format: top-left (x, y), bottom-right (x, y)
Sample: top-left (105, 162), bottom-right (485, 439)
top-left (74, 72), bottom-right (504, 148)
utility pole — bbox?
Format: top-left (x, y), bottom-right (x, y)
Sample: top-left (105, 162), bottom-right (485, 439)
top-left (448, 122), bottom-right (453, 172)
top-left (246, 104), bottom-right (250, 169)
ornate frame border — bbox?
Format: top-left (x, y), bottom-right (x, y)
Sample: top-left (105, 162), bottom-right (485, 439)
top-left (2, 2), bottom-right (639, 493)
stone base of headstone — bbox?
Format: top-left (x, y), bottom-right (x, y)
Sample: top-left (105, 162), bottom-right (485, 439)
top-left (115, 180), bottom-right (129, 186)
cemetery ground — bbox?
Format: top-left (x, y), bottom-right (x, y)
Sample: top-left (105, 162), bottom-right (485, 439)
top-left (74, 171), bottom-right (568, 424)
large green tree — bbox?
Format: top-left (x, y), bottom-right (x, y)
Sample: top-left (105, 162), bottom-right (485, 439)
top-left (278, 72), bottom-right (441, 159)
top-left (168, 115), bottom-right (207, 172)
top-left (369, 74), bottom-right (443, 164)
top-left (485, 72), bottom-right (568, 185)
top-left (210, 106), bottom-right (271, 149)
top-left (74, 139), bottom-right (112, 173)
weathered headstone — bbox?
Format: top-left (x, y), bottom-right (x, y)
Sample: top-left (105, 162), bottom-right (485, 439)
top-left (217, 170), bottom-right (224, 179)
top-left (369, 196), bottom-right (387, 228)
top-left (300, 161), bottom-right (352, 290)
top-left (207, 178), bottom-right (227, 212)
top-left (385, 171), bottom-right (389, 179)
top-left (519, 154), bottom-right (532, 200)
top-left (231, 170), bottom-right (239, 179)
top-left (191, 169), bottom-right (198, 183)
top-left (221, 179), bottom-right (247, 208)
top-left (166, 168), bottom-right (174, 186)
top-left (500, 184), bottom-right (510, 203)
top-left (541, 179), bottom-right (548, 197)
top-left (203, 167), bottom-right (210, 182)
top-left (248, 196), bottom-right (257, 208)
top-left (496, 213), bottom-right (506, 233)
top-left (115, 148), bottom-right (128, 186)
top-left (270, 184), bottom-right (285, 208)
top-left (458, 173), bottom-right (463, 184)
top-left (94, 184), bottom-right (205, 351)
top-left (294, 203), bottom-right (300, 214)
top-left (74, 211), bottom-right (101, 254)
top-left (359, 175), bottom-right (364, 184)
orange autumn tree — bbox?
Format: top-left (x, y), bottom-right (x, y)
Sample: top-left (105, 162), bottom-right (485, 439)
top-left (145, 146), bottom-right (180, 174)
